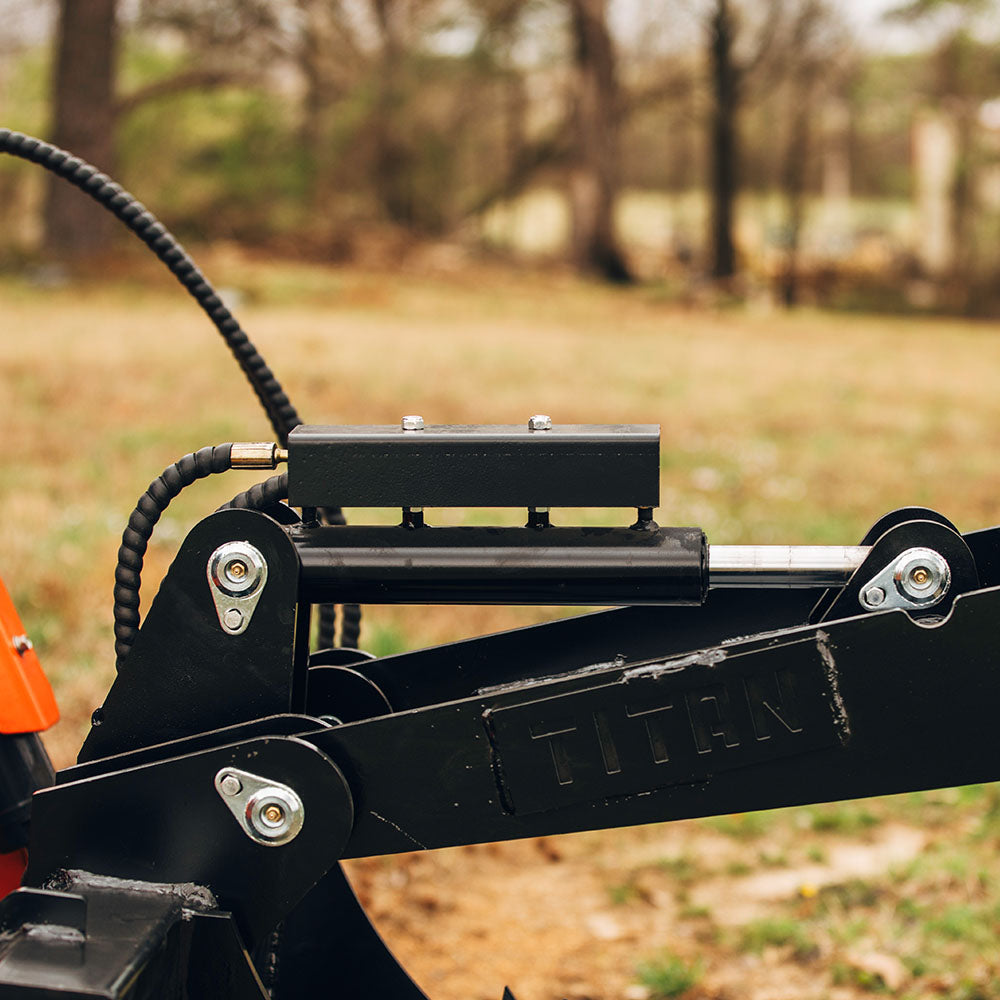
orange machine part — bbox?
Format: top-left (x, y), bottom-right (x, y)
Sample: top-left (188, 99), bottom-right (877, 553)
top-left (0, 849), bottom-right (27, 899)
top-left (0, 577), bottom-right (58, 734)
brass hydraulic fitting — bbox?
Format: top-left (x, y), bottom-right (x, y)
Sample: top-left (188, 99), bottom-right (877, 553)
top-left (230, 443), bottom-right (288, 469)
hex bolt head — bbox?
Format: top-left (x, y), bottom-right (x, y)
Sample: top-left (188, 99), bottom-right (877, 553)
top-left (863, 586), bottom-right (886, 608)
top-left (220, 774), bottom-right (242, 797)
top-left (248, 792), bottom-right (297, 839)
top-left (223, 608), bottom-right (244, 630)
top-left (225, 559), bottom-right (248, 584)
top-left (401, 415), bottom-right (425, 431)
top-left (11, 634), bottom-right (32, 655)
top-left (894, 549), bottom-right (950, 605)
top-left (263, 804), bottom-right (285, 826)
top-left (528, 414), bottom-right (552, 431)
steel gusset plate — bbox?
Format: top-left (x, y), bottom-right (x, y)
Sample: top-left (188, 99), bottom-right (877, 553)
top-left (80, 509), bottom-right (306, 763)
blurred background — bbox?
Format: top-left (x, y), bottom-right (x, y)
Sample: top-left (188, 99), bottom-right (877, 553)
top-left (6, 2), bottom-right (1000, 999)
top-left (3, 0), bottom-right (1000, 312)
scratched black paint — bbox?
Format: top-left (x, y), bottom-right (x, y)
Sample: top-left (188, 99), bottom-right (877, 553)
top-left (485, 644), bottom-right (840, 815)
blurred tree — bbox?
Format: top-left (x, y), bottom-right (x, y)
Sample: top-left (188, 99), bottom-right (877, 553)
top-left (566, 0), bottom-right (631, 281)
top-left (44, 0), bottom-right (118, 258)
top-left (886, 0), bottom-right (998, 279)
top-left (460, 2), bottom-right (575, 220)
top-left (370, 0), bottom-right (414, 224)
top-left (43, 0), bottom-right (282, 256)
top-left (132, 0), bottom-right (286, 99)
top-left (776, 0), bottom-right (849, 305)
top-left (704, 0), bottom-right (782, 279)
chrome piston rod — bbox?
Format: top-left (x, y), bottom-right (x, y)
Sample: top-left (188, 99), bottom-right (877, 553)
top-left (708, 545), bottom-right (870, 588)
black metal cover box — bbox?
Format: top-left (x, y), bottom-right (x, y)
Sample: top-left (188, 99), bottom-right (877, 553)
top-left (287, 423), bottom-right (660, 508)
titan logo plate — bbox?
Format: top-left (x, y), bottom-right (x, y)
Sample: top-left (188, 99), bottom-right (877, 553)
top-left (483, 636), bottom-right (845, 816)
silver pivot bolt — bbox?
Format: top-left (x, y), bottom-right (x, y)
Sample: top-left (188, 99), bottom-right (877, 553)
top-left (207, 541), bottom-right (268, 635)
top-left (894, 548), bottom-right (950, 605)
top-left (214, 767), bottom-right (304, 847)
top-left (528, 414), bottom-right (552, 431)
top-left (401, 415), bottom-right (425, 431)
top-left (858, 547), bottom-right (951, 613)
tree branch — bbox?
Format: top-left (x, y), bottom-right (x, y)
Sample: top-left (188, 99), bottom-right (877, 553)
top-left (461, 122), bottom-right (573, 218)
top-left (115, 68), bottom-right (250, 118)
top-left (625, 72), bottom-right (695, 117)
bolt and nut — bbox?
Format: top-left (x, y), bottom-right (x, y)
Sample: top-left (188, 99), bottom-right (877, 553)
top-left (247, 789), bottom-right (299, 841)
top-left (11, 634), bottom-right (32, 655)
top-left (262, 804), bottom-right (285, 826)
top-left (401, 415), bottom-right (425, 431)
top-left (863, 586), bottom-right (886, 608)
top-left (215, 768), bottom-right (304, 846)
top-left (528, 414), bottom-right (552, 431)
top-left (224, 559), bottom-right (247, 583)
top-left (210, 542), bottom-right (265, 597)
top-left (223, 608), bottom-right (244, 631)
top-left (219, 773), bottom-right (242, 797)
top-left (894, 548), bottom-right (950, 605)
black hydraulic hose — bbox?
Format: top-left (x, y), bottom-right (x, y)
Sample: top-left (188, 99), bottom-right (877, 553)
top-left (114, 445), bottom-right (234, 669)
top-left (2, 130), bottom-right (359, 647)
top-left (0, 130), bottom-right (300, 442)
top-left (340, 600), bottom-right (362, 648)
top-left (221, 472), bottom-right (290, 512)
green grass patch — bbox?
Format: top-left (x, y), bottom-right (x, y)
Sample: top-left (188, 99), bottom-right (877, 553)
top-left (818, 879), bottom-right (885, 912)
top-left (364, 622), bottom-right (411, 658)
top-left (635, 952), bottom-right (702, 999)
top-left (923, 904), bottom-right (997, 948)
top-left (738, 918), bottom-right (818, 961)
top-left (831, 961), bottom-right (891, 993)
top-left (807, 804), bottom-right (881, 833)
top-left (607, 879), bottom-right (642, 906)
top-left (655, 854), bottom-right (702, 884)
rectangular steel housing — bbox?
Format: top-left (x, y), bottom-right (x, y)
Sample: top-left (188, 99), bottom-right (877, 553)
top-left (287, 423), bottom-right (660, 508)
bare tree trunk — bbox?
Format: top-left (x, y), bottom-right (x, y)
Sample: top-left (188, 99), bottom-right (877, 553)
top-left (567, 0), bottom-right (632, 283)
top-left (779, 95), bottom-right (811, 306)
top-left (44, 0), bottom-right (117, 258)
top-left (297, 0), bottom-right (326, 207)
top-left (951, 102), bottom-right (975, 282)
top-left (370, 0), bottom-right (415, 226)
top-left (708, 0), bottom-right (738, 279)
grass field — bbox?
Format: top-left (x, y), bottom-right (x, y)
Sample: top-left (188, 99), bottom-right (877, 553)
top-left (5, 253), bottom-right (1000, 998)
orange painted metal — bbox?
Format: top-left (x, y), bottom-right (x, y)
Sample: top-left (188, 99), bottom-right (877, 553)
top-left (0, 849), bottom-right (26, 898)
top-left (0, 577), bottom-right (58, 734)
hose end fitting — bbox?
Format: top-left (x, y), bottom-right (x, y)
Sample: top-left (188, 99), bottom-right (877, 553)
top-left (231, 443), bottom-right (287, 469)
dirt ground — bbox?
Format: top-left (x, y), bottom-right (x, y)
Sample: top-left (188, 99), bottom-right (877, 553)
top-left (345, 805), bottom-right (963, 1000)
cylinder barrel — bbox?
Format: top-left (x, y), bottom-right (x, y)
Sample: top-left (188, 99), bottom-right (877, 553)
top-left (295, 525), bottom-right (708, 605)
